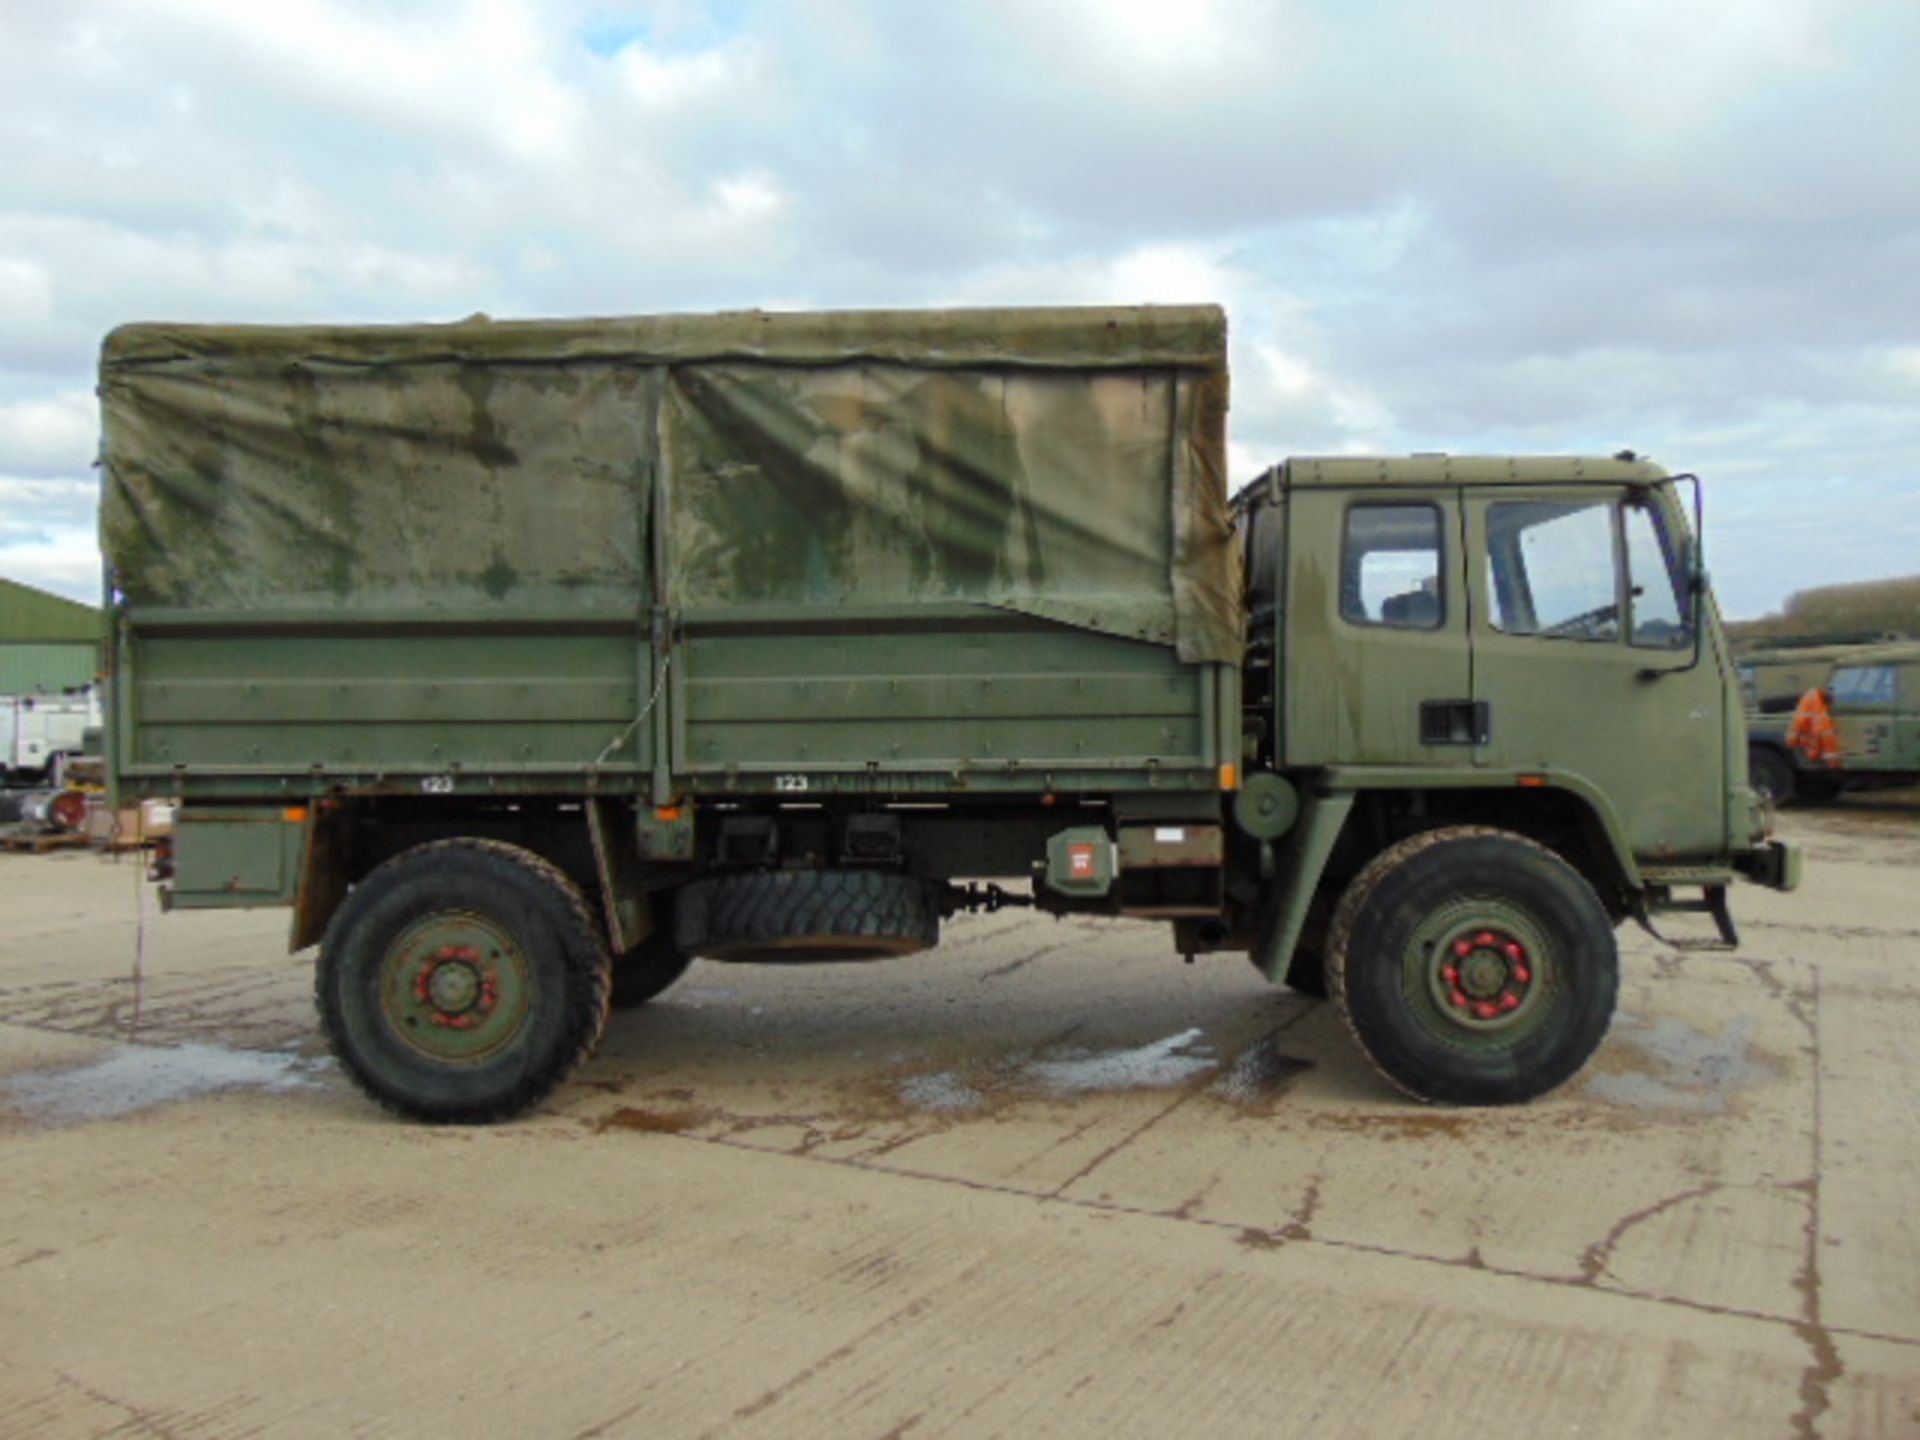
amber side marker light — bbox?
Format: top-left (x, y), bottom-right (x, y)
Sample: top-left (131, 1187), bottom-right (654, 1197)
top-left (1516, 775), bottom-right (1547, 788)
top-left (1219, 764), bottom-right (1239, 791)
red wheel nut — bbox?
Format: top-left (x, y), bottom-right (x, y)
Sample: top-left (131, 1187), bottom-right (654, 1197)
top-left (1454, 940), bottom-right (1472, 958)
top-left (1449, 991), bottom-right (1468, 1008)
top-left (1514, 965), bottom-right (1531, 983)
top-left (1442, 965), bottom-right (1459, 984)
top-left (1500, 993), bottom-right (1520, 1011)
top-left (1504, 942), bottom-right (1524, 960)
top-left (1473, 1001), bottom-right (1498, 1019)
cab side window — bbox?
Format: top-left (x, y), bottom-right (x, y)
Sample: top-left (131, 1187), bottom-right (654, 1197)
top-left (1624, 501), bottom-right (1688, 649)
top-left (1830, 665), bottom-right (1895, 707)
top-left (1487, 501), bottom-right (1618, 640)
top-left (1341, 504), bottom-right (1443, 630)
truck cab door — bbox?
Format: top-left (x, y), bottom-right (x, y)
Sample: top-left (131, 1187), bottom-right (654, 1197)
top-left (1282, 484), bottom-right (1471, 765)
top-left (1463, 485), bottom-right (1727, 864)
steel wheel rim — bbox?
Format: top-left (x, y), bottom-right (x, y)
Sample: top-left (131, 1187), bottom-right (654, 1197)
top-left (1400, 895), bottom-right (1557, 1048)
top-left (379, 911), bottom-right (533, 1064)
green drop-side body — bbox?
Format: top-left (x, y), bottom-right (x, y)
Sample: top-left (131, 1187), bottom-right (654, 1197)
top-left (99, 304), bottom-right (1792, 974)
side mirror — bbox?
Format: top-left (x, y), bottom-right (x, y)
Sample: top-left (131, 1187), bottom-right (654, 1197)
top-left (1638, 475), bottom-right (1707, 681)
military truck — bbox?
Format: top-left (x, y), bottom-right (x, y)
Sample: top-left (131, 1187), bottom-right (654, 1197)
top-left (99, 305), bottom-right (1797, 1123)
top-left (1735, 641), bottom-right (1889, 715)
top-left (1746, 641), bottom-right (1920, 803)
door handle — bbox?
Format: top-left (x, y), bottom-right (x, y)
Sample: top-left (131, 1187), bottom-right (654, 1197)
top-left (1421, 699), bottom-right (1490, 746)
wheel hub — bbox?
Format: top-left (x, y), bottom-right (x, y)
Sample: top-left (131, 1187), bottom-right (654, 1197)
top-left (416, 946), bottom-right (498, 1026)
top-left (383, 915), bottom-right (527, 1061)
top-left (1436, 928), bottom-right (1535, 1025)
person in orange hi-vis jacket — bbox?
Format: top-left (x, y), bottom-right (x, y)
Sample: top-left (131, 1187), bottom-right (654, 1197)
top-left (1785, 686), bottom-right (1842, 767)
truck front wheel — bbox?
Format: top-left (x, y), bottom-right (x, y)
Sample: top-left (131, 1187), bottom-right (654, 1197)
top-left (1327, 827), bottom-right (1617, 1105)
top-left (317, 839), bottom-right (612, 1122)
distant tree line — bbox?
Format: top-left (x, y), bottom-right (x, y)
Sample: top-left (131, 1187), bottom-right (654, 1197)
top-left (1728, 574), bottom-right (1920, 649)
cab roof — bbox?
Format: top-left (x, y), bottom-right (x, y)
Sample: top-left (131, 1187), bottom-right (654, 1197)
top-left (1279, 454), bottom-right (1672, 488)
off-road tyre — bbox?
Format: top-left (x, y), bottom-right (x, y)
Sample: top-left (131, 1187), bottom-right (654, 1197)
top-left (676, 869), bottom-right (940, 962)
top-left (1748, 743), bottom-right (1797, 807)
top-left (1794, 771), bottom-right (1845, 805)
top-left (1327, 826), bottom-right (1617, 1106)
top-left (317, 839), bottom-right (611, 1123)
top-left (611, 891), bottom-right (696, 1008)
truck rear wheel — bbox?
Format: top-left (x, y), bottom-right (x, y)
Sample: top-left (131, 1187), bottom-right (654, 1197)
top-left (317, 839), bottom-right (611, 1123)
top-left (1327, 826), bottom-right (1617, 1105)
top-left (676, 869), bottom-right (939, 962)
top-left (1747, 743), bottom-right (1796, 806)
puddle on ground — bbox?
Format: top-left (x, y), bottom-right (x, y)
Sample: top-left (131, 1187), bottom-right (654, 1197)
top-left (889, 1028), bottom-right (1225, 1114)
top-left (1583, 1013), bottom-right (1776, 1114)
top-left (897, 1072), bottom-right (989, 1113)
top-left (3, 1043), bottom-right (322, 1125)
top-left (1211, 1033), bottom-right (1316, 1104)
top-left (1024, 1027), bottom-right (1217, 1094)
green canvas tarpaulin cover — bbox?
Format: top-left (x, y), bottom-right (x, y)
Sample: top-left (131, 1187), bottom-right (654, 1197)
top-left (100, 305), bottom-right (1240, 663)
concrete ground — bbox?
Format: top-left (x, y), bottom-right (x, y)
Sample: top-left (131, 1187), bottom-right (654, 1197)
top-left (1, 801), bottom-right (1917, 1438)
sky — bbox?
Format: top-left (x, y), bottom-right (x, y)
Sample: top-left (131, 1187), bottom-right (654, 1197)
top-left (2, 0), bottom-right (1916, 619)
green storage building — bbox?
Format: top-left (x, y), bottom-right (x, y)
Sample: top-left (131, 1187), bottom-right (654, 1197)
top-left (0, 576), bottom-right (101, 694)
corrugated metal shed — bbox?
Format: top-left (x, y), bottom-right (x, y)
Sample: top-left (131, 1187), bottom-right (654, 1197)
top-left (0, 577), bottom-right (101, 693)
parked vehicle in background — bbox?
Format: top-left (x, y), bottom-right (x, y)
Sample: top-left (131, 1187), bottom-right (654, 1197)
top-left (1747, 641), bottom-right (1920, 804)
top-left (1736, 640), bottom-right (1890, 715)
top-left (1, 690), bottom-right (100, 784)
top-left (99, 305), bottom-right (1799, 1123)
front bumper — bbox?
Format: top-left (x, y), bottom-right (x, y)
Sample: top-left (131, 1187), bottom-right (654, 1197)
top-left (1735, 838), bottom-right (1802, 892)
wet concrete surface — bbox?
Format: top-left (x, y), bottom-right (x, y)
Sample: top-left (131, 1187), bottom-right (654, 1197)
top-left (1, 800), bottom-right (1918, 1436)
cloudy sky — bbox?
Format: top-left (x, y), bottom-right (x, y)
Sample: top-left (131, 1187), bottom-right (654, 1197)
top-left (3, 0), bottom-right (1916, 618)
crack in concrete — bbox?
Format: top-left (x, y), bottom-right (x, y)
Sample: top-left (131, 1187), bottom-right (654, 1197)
top-left (1280, 1174), bottom-right (1323, 1242)
top-left (1723, 954), bottom-right (1818, 1039)
top-left (706, 1251), bottom-right (1000, 1436)
top-left (719, 1291), bottom-right (936, 1428)
top-left (1576, 1181), bottom-right (1725, 1285)
top-left (978, 934), bottom-right (1099, 982)
top-left (1743, 918), bottom-right (1920, 942)
top-left (610, 1120), bottom-right (1920, 1354)
top-left (1633, 949), bottom-right (1819, 1038)
top-left (1041, 1006), bottom-right (1319, 1198)
top-left (1169, 1171), bottom-right (1221, 1220)
top-left (45, 1366), bottom-right (176, 1438)
top-left (1046, 1088), bottom-right (1199, 1199)
top-left (1788, 965), bottom-right (1844, 1440)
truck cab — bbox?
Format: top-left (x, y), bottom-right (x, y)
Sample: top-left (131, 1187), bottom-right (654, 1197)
top-left (1236, 455), bottom-right (1792, 986)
